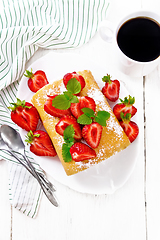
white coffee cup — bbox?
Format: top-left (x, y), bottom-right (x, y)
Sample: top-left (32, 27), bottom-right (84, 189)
top-left (99, 10), bottom-right (160, 77)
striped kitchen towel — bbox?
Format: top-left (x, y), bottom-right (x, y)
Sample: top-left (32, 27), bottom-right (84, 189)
top-left (0, 0), bottom-right (110, 217)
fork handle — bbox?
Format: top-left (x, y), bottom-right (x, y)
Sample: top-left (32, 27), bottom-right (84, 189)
top-left (23, 152), bottom-right (58, 207)
top-left (1, 148), bottom-right (55, 193)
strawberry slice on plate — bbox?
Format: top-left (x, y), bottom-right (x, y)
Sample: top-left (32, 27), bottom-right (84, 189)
top-left (63, 71), bottom-right (86, 92)
top-left (44, 95), bottom-right (72, 118)
top-left (82, 122), bottom-right (102, 148)
top-left (25, 130), bottom-right (57, 156)
top-left (24, 69), bottom-right (49, 92)
top-left (55, 115), bottom-right (82, 140)
top-left (70, 142), bottom-right (96, 162)
top-left (102, 74), bottom-right (120, 102)
top-left (8, 98), bottom-right (39, 132)
top-left (119, 112), bottom-right (139, 143)
top-left (113, 95), bottom-right (137, 120)
top-left (70, 96), bottom-right (96, 118)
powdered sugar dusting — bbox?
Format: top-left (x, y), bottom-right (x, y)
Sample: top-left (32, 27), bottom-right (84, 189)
top-left (32, 71), bottom-right (130, 176)
top-left (75, 158), bottom-right (97, 170)
top-left (87, 87), bottom-right (109, 111)
top-left (44, 82), bottom-right (66, 97)
top-left (107, 115), bottom-right (124, 139)
top-left (87, 87), bottom-right (123, 139)
top-left (33, 81), bottom-right (65, 106)
top-left (96, 148), bottom-right (105, 158)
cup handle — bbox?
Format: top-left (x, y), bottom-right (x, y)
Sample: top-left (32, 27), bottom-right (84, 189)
top-left (98, 20), bottom-right (115, 43)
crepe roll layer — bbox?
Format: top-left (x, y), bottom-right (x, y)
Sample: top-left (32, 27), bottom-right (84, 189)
top-left (31, 70), bottom-right (130, 176)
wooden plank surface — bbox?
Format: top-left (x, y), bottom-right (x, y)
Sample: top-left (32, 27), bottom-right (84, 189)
top-left (0, 161), bottom-right (12, 239)
top-left (145, 67), bottom-right (160, 240)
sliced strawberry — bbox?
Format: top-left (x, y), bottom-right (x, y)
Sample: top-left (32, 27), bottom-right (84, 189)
top-left (44, 95), bottom-right (71, 118)
top-left (70, 142), bottom-right (96, 162)
top-left (9, 98), bottom-right (39, 132)
top-left (25, 130), bottom-right (57, 156)
top-left (70, 96), bottom-right (96, 119)
top-left (113, 95), bottom-right (137, 120)
top-left (55, 115), bottom-right (82, 140)
top-left (82, 122), bottom-right (102, 148)
top-left (119, 112), bottom-right (139, 143)
top-left (63, 71), bottom-right (85, 92)
top-left (24, 69), bottom-right (49, 92)
top-left (102, 75), bottom-right (120, 102)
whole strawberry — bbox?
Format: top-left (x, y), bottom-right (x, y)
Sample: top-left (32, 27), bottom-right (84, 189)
top-left (119, 112), bottom-right (139, 143)
top-left (24, 69), bottom-right (49, 92)
top-left (8, 98), bottom-right (39, 132)
top-left (25, 130), bottom-right (57, 157)
top-left (102, 74), bottom-right (120, 102)
top-left (113, 95), bottom-right (137, 120)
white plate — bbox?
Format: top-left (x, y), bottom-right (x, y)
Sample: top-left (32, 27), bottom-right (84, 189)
top-left (17, 52), bottom-right (139, 195)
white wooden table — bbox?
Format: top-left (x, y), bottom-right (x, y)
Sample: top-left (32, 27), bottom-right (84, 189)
top-left (0, 0), bottom-right (160, 239)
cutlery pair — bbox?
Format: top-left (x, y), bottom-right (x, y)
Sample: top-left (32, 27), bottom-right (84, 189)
top-left (0, 124), bottom-right (58, 207)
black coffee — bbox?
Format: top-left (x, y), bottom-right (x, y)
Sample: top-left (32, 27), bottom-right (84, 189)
top-left (117, 17), bottom-right (160, 62)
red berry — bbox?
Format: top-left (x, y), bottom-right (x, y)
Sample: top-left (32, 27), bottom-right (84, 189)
top-left (55, 115), bottom-right (82, 140)
top-left (70, 142), bottom-right (96, 162)
top-left (113, 95), bottom-right (137, 120)
top-left (26, 130), bottom-right (57, 157)
top-left (25, 69), bottom-right (49, 92)
top-left (9, 99), bottom-right (39, 132)
top-left (119, 112), bottom-right (139, 143)
top-left (44, 95), bottom-right (71, 118)
top-left (82, 122), bottom-right (102, 148)
top-left (102, 75), bottom-right (120, 102)
top-left (70, 96), bottom-right (96, 119)
top-left (63, 72), bottom-right (85, 92)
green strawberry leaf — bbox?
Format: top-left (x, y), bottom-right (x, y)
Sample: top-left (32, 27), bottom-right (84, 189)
top-left (119, 95), bottom-right (135, 106)
top-left (52, 94), bottom-right (71, 110)
top-left (77, 114), bottom-right (93, 125)
top-left (24, 69), bottom-right (34, 78)
top-left (25, 130), bottom-right (40, 144)
top-left (66, 78), bottom-right (81, 94)
top-left (95, 111), bottom-right (110, 127)
top-left (102, 74), bottom-right (112, 84)
top-left (8, 98), bottom-right (31, 111)
top-left (120, 112), bottom-right (131, 122)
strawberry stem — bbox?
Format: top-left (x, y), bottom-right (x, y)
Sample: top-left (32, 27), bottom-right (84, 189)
top-left (102, 74), bottom-right (112, 84)
top-left (120, 112), bottom-right (131, 123)
top-left (119, 95), bottom-right (135, 106)
top-left (8, 98), bottom-right (31, 111)
top-left (24, 69), bottom-right (34, 79)
top-left (25, 130), bottom-right (40, 144)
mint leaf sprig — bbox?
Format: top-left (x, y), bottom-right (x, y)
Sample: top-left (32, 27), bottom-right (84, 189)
top-left (62, 125), bottom-right (75, 163)
top-left (52, 78), bottom-right (81, 110)
top-left (77, 108), bottom-right (110, 126)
